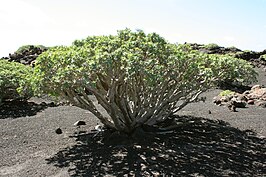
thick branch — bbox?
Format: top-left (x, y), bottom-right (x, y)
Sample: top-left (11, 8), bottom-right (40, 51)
top-left (64, 89), bottom-right (116, 130)
top-left (173, 89), bottom-right (204, 113)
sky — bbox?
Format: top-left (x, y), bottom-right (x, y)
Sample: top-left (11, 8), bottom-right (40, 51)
top-left (1, 0), bottom-right (266, 57)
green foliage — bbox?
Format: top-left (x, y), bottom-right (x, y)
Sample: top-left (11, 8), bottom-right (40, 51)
top-left (259, 54), bottom-right (266, 60)
top-left (203, 43), bottom-right (220, 50)
top-left (31, 29), bottom-right (257, 132)
top-left (0, 59), bottom-right (33, 104)
top-left (33, 34), bottom-right (220, 97)
top-left (204, 54), bottom-right (257, 85)
top-left (219, 90), bottom-right (235, 96)
top-left (228, 46), bottom-right (237, 49)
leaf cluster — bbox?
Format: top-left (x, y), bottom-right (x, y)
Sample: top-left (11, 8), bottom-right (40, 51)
top-left (259, 54), bottom-right (266, 60)
top-left (203, 43), bottom-right (220, 50)
top-left (219, 90), bottom-right (236, 96)
top-left (203, 54), bottom-right (257, 85)
top-left (0, 59), bottom-right (33, 104)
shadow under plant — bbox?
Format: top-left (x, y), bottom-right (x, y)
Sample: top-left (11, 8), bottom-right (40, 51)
top-left (0, 100), bottom-right (56, 119)
top-left (46, 115), bottom-right (265, 176)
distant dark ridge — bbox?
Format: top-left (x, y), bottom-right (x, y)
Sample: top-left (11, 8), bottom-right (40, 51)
top-left (186, 43), bottom-right (242, 55)
top-left (186, 43), bottom-right (266, 68)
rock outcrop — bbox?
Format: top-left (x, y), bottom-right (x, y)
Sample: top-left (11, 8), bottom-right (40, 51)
top-left (1, 45), bottom-right (47, 66)
top-left (187, 43), bottom-right (242, 55)
top-left (213, 85), bottom-right (266, 111)
top-left (186, 43), bottom-right (266, 68)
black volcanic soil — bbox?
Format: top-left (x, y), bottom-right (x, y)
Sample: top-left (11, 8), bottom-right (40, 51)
top-left (0, 68), bottom-right (265, 177)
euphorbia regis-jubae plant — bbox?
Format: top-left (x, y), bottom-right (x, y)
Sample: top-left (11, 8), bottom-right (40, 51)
top-left (31, 29), bottom-right (257, 134)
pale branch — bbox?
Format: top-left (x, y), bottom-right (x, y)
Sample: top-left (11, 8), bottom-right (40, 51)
top-left (75, 94), bottom-right (102, 116)
top-left (97, 73), bottom-right (111, 87)
top-left (153, 79), bottom-right (173, 104)
top-left (134, 78), bottom-right (178, 124)
top-left (143, 92), bottom-right (183, 125)
top-left (84, 85), bottom-right (110, 111)
top-left (126, 78), bottom-right (140, 115)
top-left (172, 89), bottom-right (204, 113)
top-left (121, 85), bottom-right (135, 120)
top-left (142, 85), bottom-right (203, 126)
top-left (79, 89), bottom-right (111, 116)
top-left (154, 83), bottom-right (180, 109)
top-left (95, 82), bottom-right (108, 96)
top-left (106, 76), bottom-right (133, 131)
top-left (146, 108), bottom-right (172, 125)
top-left (62, 90), bottom-right (81, 107)
top-left (114, 86), bottom-right (132, 126)
top-left (120, 97), bottom-right (134, 121)
top-left (65, 88), bottom-right (116, 129)
top-left (154, 91), bottom-right (183, 115)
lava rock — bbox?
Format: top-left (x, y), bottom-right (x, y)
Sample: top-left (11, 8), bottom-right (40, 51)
top-left (247, 99), bottom-right (255, 105)
top-left (255, 101), bottom-right (266, 108)
top-left (55, 128), bottom-right (62, 134)
top-left (2, 45), bottom-right (47, 66)
top-left (213, 96), bottom-right (222, 105)
top-left (214, 85), bottom-right (266, 110)
top-left (74, 120), bottom-right (86, 126)
top-left (228, 102), bottom-right (237, 112)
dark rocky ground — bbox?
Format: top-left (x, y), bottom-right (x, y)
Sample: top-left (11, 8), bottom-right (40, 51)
top-left (0, 67), bottom-right (265, 177)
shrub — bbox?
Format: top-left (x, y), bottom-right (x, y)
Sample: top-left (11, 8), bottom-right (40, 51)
top-left (219, 90), bottom-right (235, 96)
top-left (203, 43), bottom-right (220, 50)
top-left (0, 59), bottom-right (33, 104)
top-left (259, 54), bottom-right (266, 60)
top-left (205, 54), bottom-right (257, 85)
top-left (31, 29), bottom-right (257, 134)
